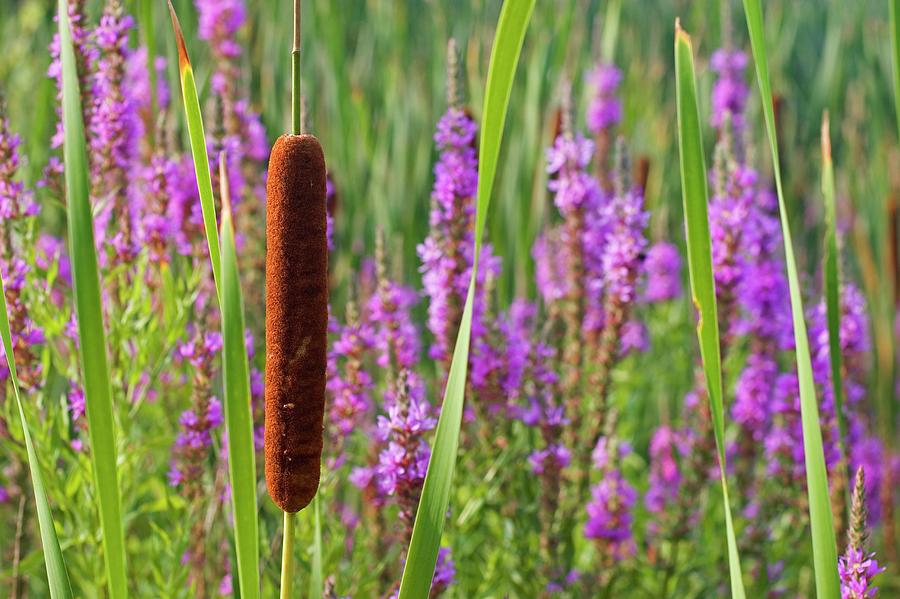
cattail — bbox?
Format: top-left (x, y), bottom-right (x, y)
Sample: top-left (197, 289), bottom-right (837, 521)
top-left (264, 132), bottom-right (328, 513)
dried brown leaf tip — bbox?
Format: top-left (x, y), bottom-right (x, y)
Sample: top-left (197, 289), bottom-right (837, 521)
top-left (167, 0), bottom-right (191, 73)
top-left (265, 134), bottom-right (329, 513)
top-left (821, 111), bottom-right (832, 163)
top-left (219, 151), bottom-right (233, 220)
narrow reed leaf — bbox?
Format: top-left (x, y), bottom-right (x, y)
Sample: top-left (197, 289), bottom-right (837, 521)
top-left (219, 155), bottom-right (260, 599)
top-left (167, 0), bottom-right (222, 296)
top-left (0, 267), bottom-right (73, 598)
top-left (168, 11), bottom-right (261, 594)
top-left (674, 22), bottom-right (746, 598)
top-left (601, 0), bottom-right (623, 63)
top-left (398, 1), bottom-right (535, 596)
top-left (58, 2), bottom-right (128, 597)
top-left (892, 0), bottom-right (900, 145)
top-left (741, 2), bottom-right (840, 596)
top-left (820, 114), bottom-right (848, 512)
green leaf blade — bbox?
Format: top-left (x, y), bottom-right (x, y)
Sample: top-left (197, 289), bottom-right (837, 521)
top-left (820, 115), bottom-right (848, 508)
top-left (168, 1), bottom-right (222, 298)
top-left (219, 158), bottom-right (260, 599)
top-left (892, 0), bottom-right (900, 146)
top-left (741, 2), bottom-right (840, 597)
top-left (398, 1), bottom-right (535, 596)
top-left (0, 253), bottom-right (73, 599)
top-left (674, 23), bottom-right (746, 598)
top-left (58, 1), bottom-right (128, 597)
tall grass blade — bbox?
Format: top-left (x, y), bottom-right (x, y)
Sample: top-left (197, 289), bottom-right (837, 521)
top-left (167, 0), bottom-right (222, 297)
top-left (673, 22), bottom-right (746, 598)
top-left (820, 114), bottom-right (848, 514)
top-left (741, 2), bottom-right (840, 597)
top-left (58, 1), bottom-right (128, 597)
top-left (397, 1), bottom-right (535, 596)
top-left (0, 271), bottom-right (73, 598)
top-left (892, 0), bottom-right (900, 145)
top-left (219, 155), bottom-right (260, 599)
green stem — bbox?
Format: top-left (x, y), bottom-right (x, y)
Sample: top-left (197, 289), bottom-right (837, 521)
top-left (660, 540), bottom-right (680, 598)
top-left (280, 511), bottom-right (296, 599)
top-left (291, 0), bottom-right (302, 135)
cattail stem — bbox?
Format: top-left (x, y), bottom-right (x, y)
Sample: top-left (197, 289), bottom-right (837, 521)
top-left (291, 0), bottom-right (302, 135)
top-left (280, 511), bottom-right (296, 599)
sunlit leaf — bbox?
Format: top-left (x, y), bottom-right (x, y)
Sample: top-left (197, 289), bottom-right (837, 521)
top-left (58, 0), bottom-right (128, 596)
top-left (398, 1), bottom-right (536, 596)
top-left (741, 2), bottom-right (840, 596)
top-left (674, 22), bottom-right (746, 598)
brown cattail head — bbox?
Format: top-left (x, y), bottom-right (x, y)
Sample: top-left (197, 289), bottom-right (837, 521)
top-left (265, 133), bottom-right (328, 513)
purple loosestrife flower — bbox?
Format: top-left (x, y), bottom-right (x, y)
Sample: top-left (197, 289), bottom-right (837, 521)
top-left (810, 284), bottom-right (870, 412)
top-left (168, 331), bottom-right (224, 491)
top-left (0, 118), bottom-right (43, 389)
top-left (465, 246), bottom-right (504, 410)
top-left (764, 372), bottom-right (805, 483)
top-left (546, 125), bottom-right (599, 337)
top-left (850, 438), bottom-right (887, 523)
top-left (597, 186), bottom-right (648, 306)
top-left (169, 155), bottom-right (208, 259)
top-left (367, 280), bottom-right (421, 377)
top-left (65, 385), bottom-right (87, 451)
top-left (497, 300), bottom-right (536, 402)
top-left (532, 229), bottom-right (570, 306)
top-left (546, 121), bottom-right (601, 432)
top-left (140, 153), bottom-right (182, 267)
top-left (546, 133), bottom-right (599, 217)
top-left (417, 93), bottom-right (481, 366)
top-left (431, 547), bottom-right (457, 598)
top-left (807, 284), bottom-right (883, 521)
top-left (327, 302), bottom-right (374, 466)
top-left (839, 467), bottom-right (885, 599)
top-left (375, 370), bottom-right (437, 533)
top-left (643, 242), bottom-right (682, 302)
top-left (585, 64), bottom-right (623, 135)
top-left (707, 155), bottom-right (754, 340)
top-left (585, 63), bottom-right (623, 191)
top-left (580, 152), bottom-right (648, 453)
top-left (48, 0), bottom-right (97, 152)
top-left (0, 259), bottom-right (44, 390)
top-left (195, 0), bottom-right (267, 213)
top-left (127, 47), bottom-right (169, 117)
top-left (197, 0), bottom-right (245, 59)
top-left (168, 397), bottom-right (223, 486)
top-left (840, 549), bottom-right (886, 599)
top-left (515, 333), bottom-right (571, 586)
top-left (584, 436), bottom-right (637, 562)
top-left (618, 320), bottom-right (648, 356)
top-left (732, 352), bottom-right (778, 442)
top-left (528, 444), bottom-right (571, 475)
top-left (710, 49), bottom-right (749, 133)
top-left (0, 119), bottom-right (39, 222)
top-left (387, 546), bottom-right (456, 599)
top-left (90, 1), bottom-right (144, 267)
top-left (645, 426), bottom-right (682, 519)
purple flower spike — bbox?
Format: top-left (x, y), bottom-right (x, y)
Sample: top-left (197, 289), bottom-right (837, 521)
top-left (710, 48), bottom-right (749, 132)
top-left (586, 64), bottom-right (624, 134)
top-left (584, 437), bottom-right (636, 561)
top-left (643, 242), bottom-right (682, 302)
top-left (839, 549), bottom-right (885, 599)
